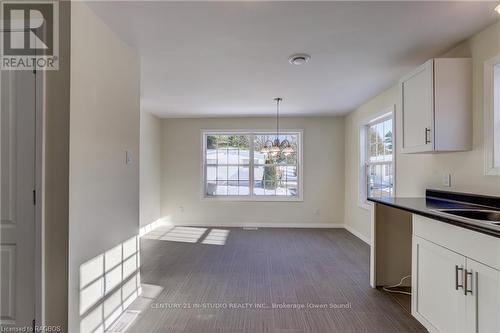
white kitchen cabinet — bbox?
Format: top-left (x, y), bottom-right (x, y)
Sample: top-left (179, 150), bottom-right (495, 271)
top-left (465, 259), bottom-right (500, 333)
top-left (412, 215), bottom-right (500, 333)
top-left (400, 58), bottom-right (472, 153)
top-left (413, 236), bottom-right (466, 332)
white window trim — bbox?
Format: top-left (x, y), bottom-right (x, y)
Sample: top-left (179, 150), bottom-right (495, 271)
top-left (200, 129), bottom-right (304, 202)
top-left (358, 106), bottom-right (396, 210)
top-left (484, 54), bottom-right (500, 176)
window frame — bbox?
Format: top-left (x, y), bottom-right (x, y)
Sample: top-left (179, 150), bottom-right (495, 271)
top-left (484, 54), bottom-right (500, 176)
top-left (358, 107), bottom-right (396, 209)
top-left (200, 129), bottom-right (303, 202)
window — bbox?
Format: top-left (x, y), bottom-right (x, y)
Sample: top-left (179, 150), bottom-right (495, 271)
top-left (361, 112), bottom-right (394, 202)
top-left (253, 134), bottom-right (299, 196)
top-left (203, 131), bottom-right (301, 200)
top-left (205, 134), bottom-right (251, 196)
top-left (484, 55), bottom-right (500, 175)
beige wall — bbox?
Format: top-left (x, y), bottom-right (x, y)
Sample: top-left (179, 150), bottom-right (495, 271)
top-left (160, 117), bottom-right (345, 227)
top-left (344, 20), bottom-right (500, 240)
top-left (140, 111), bottom-right (162, 226)
top-left (68, 3), bottom-right (140, 331)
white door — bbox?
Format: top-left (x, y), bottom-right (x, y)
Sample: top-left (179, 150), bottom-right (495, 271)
top-left (0, 69), bottom-right (37, 328)
top-left (465, 259), bottom-right (500, 333)
top-left (413, 236), bottom-right (467, 332)
top-left (401, 59), bottom-right (434, 153)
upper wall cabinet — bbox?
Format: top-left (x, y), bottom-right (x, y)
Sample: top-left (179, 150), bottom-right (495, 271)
top-left (400, 58), bottom-right (472, 154)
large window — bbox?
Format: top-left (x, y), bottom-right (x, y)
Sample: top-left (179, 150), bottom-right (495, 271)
top-left (364, 114), bottom-right (394, 200)
top-left (203, 131), bottom-right (301, 200)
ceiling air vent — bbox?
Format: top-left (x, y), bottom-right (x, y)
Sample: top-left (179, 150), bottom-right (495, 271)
top-left (289, 53), bottom-right (311, 65)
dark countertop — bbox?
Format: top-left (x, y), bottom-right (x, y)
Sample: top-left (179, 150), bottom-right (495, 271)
top-left (368, 195), bottom-right (500, 238)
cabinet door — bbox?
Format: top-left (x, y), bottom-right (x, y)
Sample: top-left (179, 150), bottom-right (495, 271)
top-left (465, 259), bottom-right (500, 333)
top-left (401, 60), bottom-right (434, 153)
top-left (413, 236), bottom-right (467, 332)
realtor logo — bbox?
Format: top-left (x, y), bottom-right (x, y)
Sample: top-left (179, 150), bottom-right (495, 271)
top-left (1, 0), bottom-right (59, 70)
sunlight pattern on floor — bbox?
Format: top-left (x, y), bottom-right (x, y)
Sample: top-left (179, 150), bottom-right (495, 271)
top-left (140, 225), bottom-right (175, 240)
top-left (142, 226), bottom-right (207, 243)
top-left (142, 226), bottom-right (230, 245)
top-left (201, 229), bottom-right (230, 245)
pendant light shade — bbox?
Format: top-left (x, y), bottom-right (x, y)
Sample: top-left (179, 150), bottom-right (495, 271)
top-left (261, 98), bottom-right (294, 156)
top-left (282, 144), bottom-right (294, 155)
top-left (261, 144), bottom-right (271, 153)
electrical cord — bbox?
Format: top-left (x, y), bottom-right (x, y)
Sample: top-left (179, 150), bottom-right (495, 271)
top-left (382, 275), bottom-right (412, 296)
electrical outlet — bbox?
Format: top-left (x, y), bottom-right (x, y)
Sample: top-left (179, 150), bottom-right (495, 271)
top-left (314, 208), bottom-right (320, 216)
top-left (442, 173), bottom-right (451, 187)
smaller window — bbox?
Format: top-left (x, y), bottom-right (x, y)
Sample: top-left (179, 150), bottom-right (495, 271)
top-left (360, 112), bottom-right (394, 204)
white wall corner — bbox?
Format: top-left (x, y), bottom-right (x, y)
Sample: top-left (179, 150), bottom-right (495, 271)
top-left (139, 217), bottom-right (171, 237)
top-left (344, 224), bottom-right (371, 245)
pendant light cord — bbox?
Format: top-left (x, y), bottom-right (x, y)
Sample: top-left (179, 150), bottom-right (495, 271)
top-left (276, 98), bottom-right (279, 139)
top-left (275, 97), bottom-right (282, 142)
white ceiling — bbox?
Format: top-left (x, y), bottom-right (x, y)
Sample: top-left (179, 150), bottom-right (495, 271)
top-left (87, 1), bottom-right (499, 117)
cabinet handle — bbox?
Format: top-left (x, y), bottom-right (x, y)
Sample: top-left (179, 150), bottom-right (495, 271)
top-left (425, 127), bottom-right (431, 144)
top-left (475, 272), bottom-right (478, 333)
top-left (464, 269), bottom-right (473, 295)
top-left (455, 265), bottom-right (464, 290)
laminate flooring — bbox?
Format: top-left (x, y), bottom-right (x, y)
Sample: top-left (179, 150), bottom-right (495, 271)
top-left (127, 227), bottom-right (426, 333)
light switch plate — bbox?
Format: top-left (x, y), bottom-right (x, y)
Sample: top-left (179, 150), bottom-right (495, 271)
top-left (126, 150), bottom-right (133, 165)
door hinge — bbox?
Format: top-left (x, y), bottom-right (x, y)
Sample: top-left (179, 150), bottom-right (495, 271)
top-left (33, 190), bottom-right (36, 205)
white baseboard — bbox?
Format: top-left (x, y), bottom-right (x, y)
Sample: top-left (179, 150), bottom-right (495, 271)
top-left (142, 219), bottom-right (371, 244)
top-left (171, 221), bottom-right (344, 229)
top-left (139, 217), bottom-right (169, 237)
top-left (344, 224), bottom-right (371, 245)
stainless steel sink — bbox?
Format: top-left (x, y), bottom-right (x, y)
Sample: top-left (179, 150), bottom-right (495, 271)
top-left (437, 209), bottom-right (500, 222)
top-left (433, 209), bottom-right (500, 228)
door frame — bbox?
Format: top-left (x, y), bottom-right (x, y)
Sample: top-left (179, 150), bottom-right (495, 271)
top-left (35, 68), bottom-right (44, 326)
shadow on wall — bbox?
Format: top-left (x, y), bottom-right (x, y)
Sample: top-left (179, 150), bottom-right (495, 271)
top-left (79, 236), bottom-right (141, 333)
top-left (78, 221), bottom-right (232, 332)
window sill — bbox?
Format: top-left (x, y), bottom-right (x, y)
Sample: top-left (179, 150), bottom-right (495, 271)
top-left (485, 166), bottom-right (500, 176)
top-left (358, 201), bottom-right (373, 211)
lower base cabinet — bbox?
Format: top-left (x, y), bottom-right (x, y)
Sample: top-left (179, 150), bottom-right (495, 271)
top-left (413, 236), bottom-right (466, 332)
top-left (412, 215), bottom-right (500, 333)
top-left (465, 259), bottom-right (500, 333)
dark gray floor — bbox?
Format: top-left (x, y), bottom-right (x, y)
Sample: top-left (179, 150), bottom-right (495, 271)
top-left (128, 227), bottom-right (426, 333)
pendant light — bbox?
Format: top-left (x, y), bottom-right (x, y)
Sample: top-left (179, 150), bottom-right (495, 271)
top-left (261, 98), bottom-right (294, 156)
